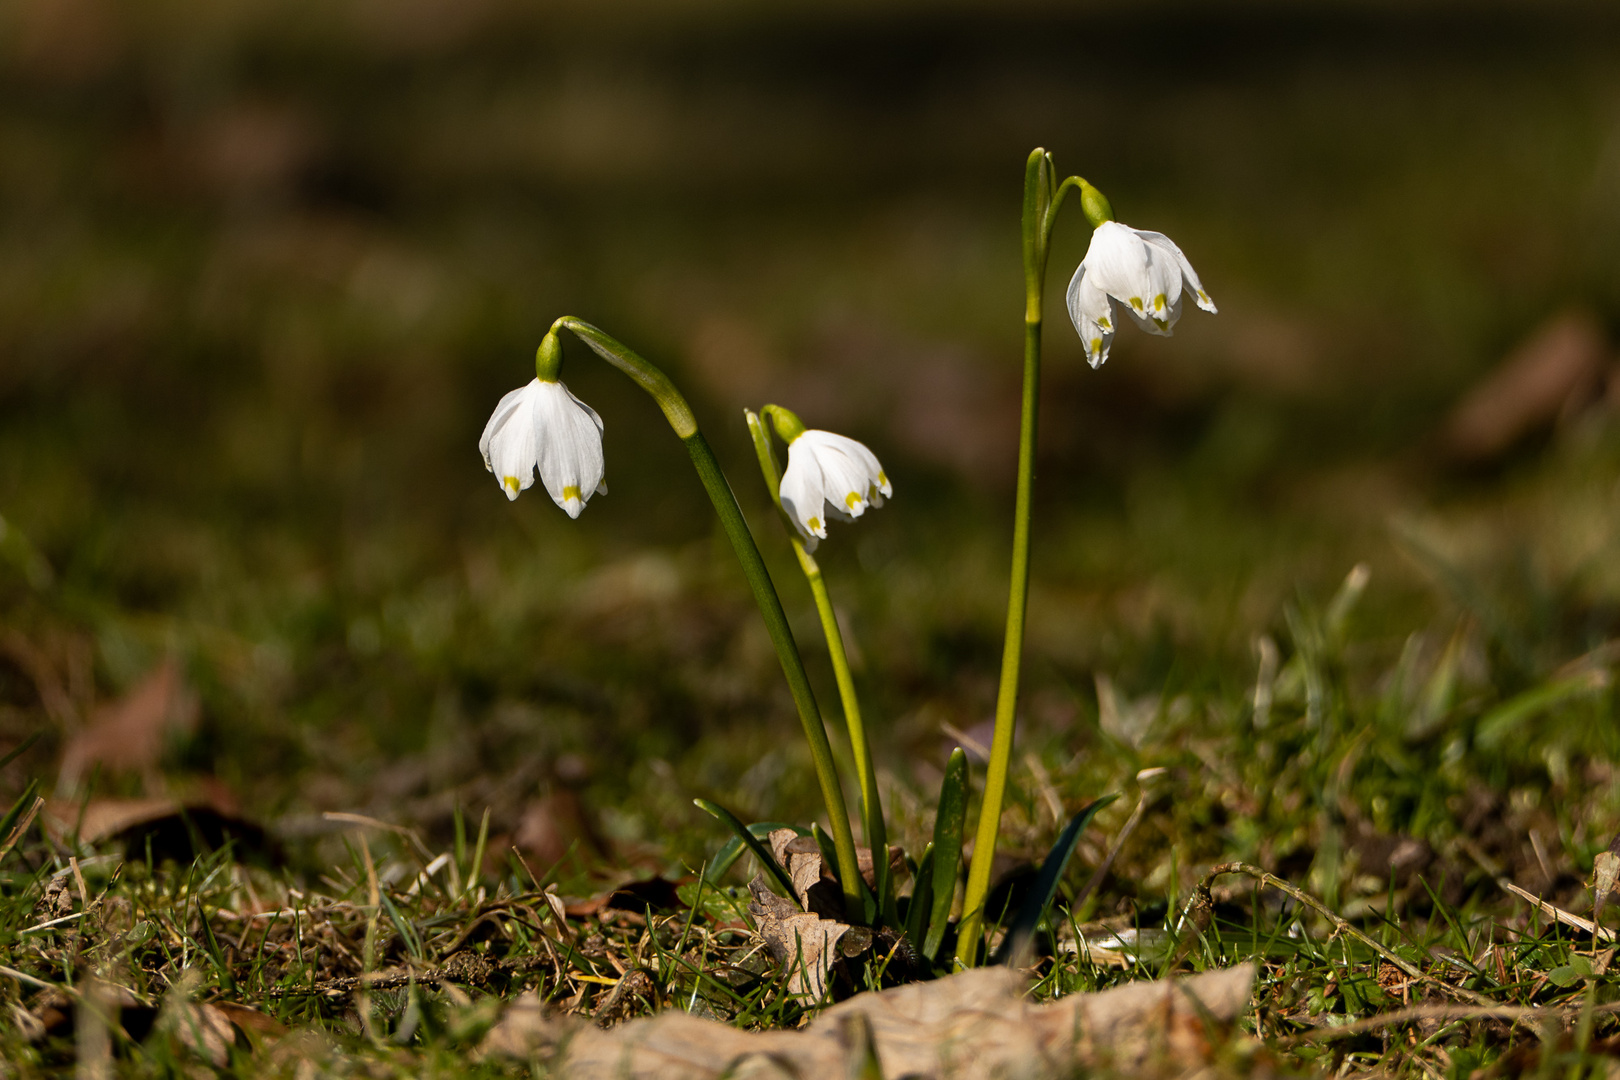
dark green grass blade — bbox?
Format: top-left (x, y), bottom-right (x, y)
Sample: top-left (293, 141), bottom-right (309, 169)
top-left (702, 821), bottom-right (804, 884)
top-left (694, 799), bottom-right (799, 903)
top-left (0, 733), bottom-right (39, 774)
top-left (992, 794), bottom-right (1119, 968)
top-left (904, 843), bottom-right (934, 953)
top-left (923, 748), bottom-right (970, 963)
top-left (0, 778), bottom-right (40, 844)
top-left (195, 897), bottom-right (237, 993)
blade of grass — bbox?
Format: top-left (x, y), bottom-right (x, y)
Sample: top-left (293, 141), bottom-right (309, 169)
top-left (0, 733), bottom-right (39, 773)
top-left (0, 781), bottom-right (42, 865)
top-left (923, 749), bottom-right (970, 965)
top-left (468, 807), bottom-right (491, 899)
top-left (194, 897), bottom-right (236, 993)
top-left (702, 822), bottom-right (804, 885)
top-left (694, 799), bottom-right (799, 903)
top-left (903, 843), bottom-right (934, 953)
top-left (993, 795), bottom-right (1119, 968)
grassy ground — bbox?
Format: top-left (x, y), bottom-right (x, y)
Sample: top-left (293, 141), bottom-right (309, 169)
top-left (4, 1), bottom-right (1620, 1075)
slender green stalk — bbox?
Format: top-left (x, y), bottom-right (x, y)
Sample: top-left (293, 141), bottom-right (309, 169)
top-left (552, 318), bottom-right (864, 920)
top-left (799, 557), bottom-right (892, 921)
top-left (745, 410), bottom-right (895, 925)
top-left (956, 149), bottom-right (1091, 966)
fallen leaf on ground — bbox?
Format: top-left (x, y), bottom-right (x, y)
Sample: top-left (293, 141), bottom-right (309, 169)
top-left (747, 873), bottom-right (851, 999)
top-left (1442, 309), bottom-right (1610, 462)
top-left (58, 659), bottom-right (197, 791)
top-left (513, 789), bottom-right (605, 866)
top-left (563, 876), bottom-right (687, 919)
top-left (161, 1002), bottom-right (238, 1067)
top-left (768, 828), bottom-right (844, 915)
top-left (41, 797), bottom-right (274, 863)
top-left (479, 962), bottom-right (1256, 1078)
top-left (211, 1002), bottom-right (287, 1040)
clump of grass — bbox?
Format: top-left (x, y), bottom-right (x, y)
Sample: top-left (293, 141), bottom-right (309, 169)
top-left (1, 529), bottom-right (1618, 1077)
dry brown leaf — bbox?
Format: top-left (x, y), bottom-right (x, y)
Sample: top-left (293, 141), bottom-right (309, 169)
top-left (513, 790), bottom-right (604, 867)
top-left (211, 1002), bottom-right (287, 1040)
top-left (162, 1002), bottom-right (238, 1066)
top-left (478, 991), bottom-right (556, 1062)
top-left (1442, 309), bottom-right (1610, 462)
top-left (747, 874), bottom-right (850, 1000)
top-left (1594, 831), bottom-right (1620, 925)
top-left (563, 877), bottom-right (687, 920)
top-left (766, 829), bottom-right (846, 917)
top-left (58, 659), bottom-right (197, 791)
top-left (41, 796), bottom-right (272, 862)
top-left (480, 963), bottom-right (1255, 1078)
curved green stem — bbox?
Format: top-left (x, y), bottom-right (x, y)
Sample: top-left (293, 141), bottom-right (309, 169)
top-left (745, 410), bottom-right (894, 925)
top-left (553, 319), bottom-right (863, 920)
top-left (956, 148), bottom-right (1059, 966)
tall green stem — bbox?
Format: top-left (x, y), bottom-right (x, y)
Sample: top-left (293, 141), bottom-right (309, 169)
top-left (746, 411), bottom-right (895, 926)
top-left (956, 149), bottom-right (1081, 966)
top-left (553, 318), bottom-right (864, 920)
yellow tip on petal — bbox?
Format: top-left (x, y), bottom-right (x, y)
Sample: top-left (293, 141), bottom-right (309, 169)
top-left (503, 476), bottom-right (520, 494)
top-left (1153, 294), bottom-right (1166, 311)
top-left (808, 516), bottom-right (821, 531)
top-left (1129, 297), bottom-right (1144, 311)
top-left (563, 485), bottom-right (581, 501)
top-left (845, 491), bottom-right (864, 510)
top-left (1098, 317), bottom-right (1111, 330)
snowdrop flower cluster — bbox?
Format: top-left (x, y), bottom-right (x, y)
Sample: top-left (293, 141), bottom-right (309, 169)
top-left (769, 408), bottom-right (891, 551)
top-left (1066, 220), bottom-right (1216, 369)
top-left (479, 337), bottom-right (607, 518)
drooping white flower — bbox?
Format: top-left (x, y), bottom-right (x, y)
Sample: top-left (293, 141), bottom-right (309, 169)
top-left (777, 429), bottom-right (892, 551)
top-left (1065, 221), bottom-right (1216, 369)
top-left (479, 378), bottom-right (606, 518)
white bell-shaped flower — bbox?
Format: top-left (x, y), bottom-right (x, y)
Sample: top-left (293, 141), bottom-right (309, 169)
top-left (1065, 221), bottom-right (1216, 369)
top-left (777, 429), bottom-right (892, 551)
top-left (479, 377), bottom-right (607, 518)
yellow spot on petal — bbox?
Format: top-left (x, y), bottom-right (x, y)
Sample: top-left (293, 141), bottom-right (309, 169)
top-left (1153, 294), bottom-right (1166, 311)
top-left (878, 471), bottom-right (888, 486)
top-left (1198, 291), bottom-right (1210, 303)
top-left (808, 516), bottom-right (822, 531)
top-left (1098, 318), bottom-right (1111, 330)
top-left (1090, 338), bottom-right (1102, 353)
top-left (1129, 297), bottom-right (1144, 311)
top-left (503, 476), bottom-right (520, 493)
top-left (845, 491), bottom-right (863, 510)
top-left (1152, 318), bottom-right (1168, 330)
top-left (562, 484), bottom-right (581, 502)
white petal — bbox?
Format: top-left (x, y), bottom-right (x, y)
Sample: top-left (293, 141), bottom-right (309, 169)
top-left (1081, 222), bottom-right (1157, 318)
top-left (482, 380), bottom-right (542, 500)
top-left (778, 444), bottom-right (830, 543)
top-left (1066, 262), bottom-right (1118, 369)
top-left (817, 447), bottom-right (872, 518)
top-left (1138, 230), bottom-right (1217, 313)
top-left (479, 382), bottom-right (533, 473)
top-left (531, 381), bottom-right (606, 518)
top-left (1123, 273), bottom-right (1182, 337)
top-left (799, 430), bottom-right (892, 518)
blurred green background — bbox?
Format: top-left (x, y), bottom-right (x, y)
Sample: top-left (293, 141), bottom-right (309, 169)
top-left (2, 0), bottom-right (1619, 877)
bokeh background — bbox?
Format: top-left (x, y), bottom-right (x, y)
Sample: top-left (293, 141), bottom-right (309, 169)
top-left (3, 0), bottom-right (1619, 879)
